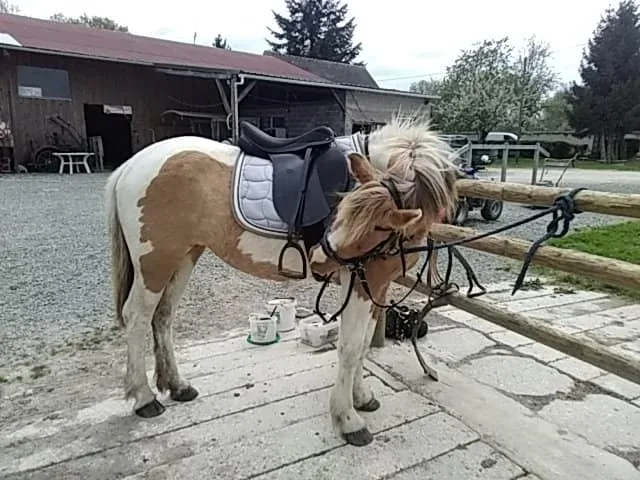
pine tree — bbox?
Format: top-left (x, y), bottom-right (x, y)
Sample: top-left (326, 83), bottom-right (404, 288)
top-left (266, 0), bottom-right (362, 64)
top-left (568, 0), bottom-right (640, 161)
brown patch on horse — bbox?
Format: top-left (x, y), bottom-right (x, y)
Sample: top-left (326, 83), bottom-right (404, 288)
top-left (137, 151), bottom-right (286, 293)
top-left (354, 244), bottom-right (422, 305)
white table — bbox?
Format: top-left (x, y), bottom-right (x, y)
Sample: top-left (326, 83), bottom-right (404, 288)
top-left (54, 152), bottom-right (94, 174)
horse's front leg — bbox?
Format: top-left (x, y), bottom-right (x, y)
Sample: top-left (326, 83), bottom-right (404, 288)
top-left (330, 270), bottom-right (374, 447)
top-left (353, 306), bottom-right (382, 412)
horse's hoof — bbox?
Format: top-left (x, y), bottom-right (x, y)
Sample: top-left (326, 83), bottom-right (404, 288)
top-left (355, 397), bottom-right (380, 412)
top-left (343, 427), bottom-right (374, 446)
top-left (135, 398), bottom-right (165, 418)
top-left (171, 385), bottom-right (199, 402)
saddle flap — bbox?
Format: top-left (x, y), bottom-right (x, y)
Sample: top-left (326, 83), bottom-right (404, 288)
top-left (271, 152), bottom-right (331, 228)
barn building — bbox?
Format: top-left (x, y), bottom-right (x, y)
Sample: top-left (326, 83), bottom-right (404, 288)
top-left (0, 13), bottom-right (434, 172)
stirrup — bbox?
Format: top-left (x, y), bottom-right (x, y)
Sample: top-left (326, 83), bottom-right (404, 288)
top-left (278, 240), bottom-right (308, 279)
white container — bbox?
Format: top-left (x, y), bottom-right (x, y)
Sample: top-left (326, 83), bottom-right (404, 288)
top-left (267, 297), bottom-right (297, 332)
top-left (248, 313), bottom-right (278, 345)
top-left (299, 314), bottom-right (340, 348)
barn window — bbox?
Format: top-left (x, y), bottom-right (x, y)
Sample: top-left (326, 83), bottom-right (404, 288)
top-left (16, 66), bottom-right (71, 100)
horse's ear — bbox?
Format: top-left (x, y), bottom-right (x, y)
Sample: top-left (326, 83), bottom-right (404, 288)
top-left (347, 152), bottom-right (376, 183)
top-left (388, 208), bottom-right (423, 229)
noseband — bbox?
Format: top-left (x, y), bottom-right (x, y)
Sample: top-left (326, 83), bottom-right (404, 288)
top-left (319, 178), bottom-right (407, 272)
top-left (313, 178), bottom-right (413, 323)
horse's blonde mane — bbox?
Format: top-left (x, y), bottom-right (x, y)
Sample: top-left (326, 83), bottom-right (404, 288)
top-left (367, 114), bottom-right (459, 224)
top-left (332, 115), bottom-right (459, 248)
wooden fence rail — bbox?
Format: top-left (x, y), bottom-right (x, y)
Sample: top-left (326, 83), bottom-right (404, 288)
top-left (431, 224), bottom-right (640, 290)
top-left (387, 178), bottom-right (640, 385)
top-left (455, 179), bottom-right (640, 218)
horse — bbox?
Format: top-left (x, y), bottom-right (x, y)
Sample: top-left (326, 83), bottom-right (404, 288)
top-left (104, 115), bottom-right (459, 447)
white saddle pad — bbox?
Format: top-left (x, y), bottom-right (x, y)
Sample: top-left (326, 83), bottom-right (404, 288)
top-left (230, 134), bottom-right (364, 238)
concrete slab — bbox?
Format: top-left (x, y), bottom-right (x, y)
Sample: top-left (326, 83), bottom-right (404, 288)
top-left (436, 310), bottom-right (506, 334)
top-left (484, 285), bottom-right (559, 304)
top-left (527, 297), bottom-right (630, 323)
top-left (364, 359), bottom-right (408, 392)
top-left (592, 373), bottom-right (640, 400)
top-left (8, 378), bottom-right (393, 480)
top-left (516, 343), bottom-right (567, 363)
top-left (1, 346), bottom-right (338, 450)
top-left (251, 413), bottom-right (478, 480)
top-left (549, 357), bottom-right (606, 381)
top-left (490, 331), bottom-right (535, 348)
top-left (458, 355), bottom-right (574, 396)
top-left (371, 345), bottom-right (640, 480)
top-left (389, 440), bottom-right (525, 479)
top-left (2, 361), bottom-right (346, 476)
top-left (505, 291), bottom-right (610, 314)
top-left (550, 305), bottom-right (640, 334)
top-left (622, 339), bottom-right (640, 354)
top-left (584, 319), bottom-right (640, 345)
top-left (420, 327), bottom-right (496, 364)
top-left (539, 394), bottom-right (640, 453)
top-left (123, 392), bottom-right (448, 480)
top-left (3, 281), bottom-right (638, 480)
top-left (178, 330), bottom-right (299, 362)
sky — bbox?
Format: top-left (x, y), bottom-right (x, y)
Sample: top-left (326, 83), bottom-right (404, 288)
top-left (12, 0), bottom-right (621, 91)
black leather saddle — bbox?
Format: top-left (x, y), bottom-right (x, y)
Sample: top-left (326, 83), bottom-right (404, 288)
top-left (238, 121), bottom-right (354, 279)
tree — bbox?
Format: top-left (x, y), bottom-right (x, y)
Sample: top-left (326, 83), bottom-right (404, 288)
top-left (512, 36), bottom-right (558, 133)
top-left (430, 37), bottom-right (557, 139)
top-left (266, 0), bottom-right (362, 64)
top-left (0, 0), bottom-right (19, 13)
top-left (567, 0), bottom-right (640, 161)
top-left (527, 89), bottom-right (572, 131)
top-left (49, 13), bottom-right (129, 32)
top-left (432, 38), bottom-right (519, 138)
top-left (213, 34), bottom-right (231, 50)
top-left (409, 79), bottom-right (443, 96)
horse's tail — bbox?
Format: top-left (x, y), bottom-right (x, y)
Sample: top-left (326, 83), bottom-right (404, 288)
top-left (105, 165), bottom-right (133, 329)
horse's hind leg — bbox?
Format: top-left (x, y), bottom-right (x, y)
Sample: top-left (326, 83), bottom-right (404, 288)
top-left (152, 247), bottom-right (204, 402)
top-left (122, 275), bottom-right (165, 417)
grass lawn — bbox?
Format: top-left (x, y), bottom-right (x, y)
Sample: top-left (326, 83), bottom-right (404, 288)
top-left (506, 158), bottom-right (640, 171)
top-left (531, 220), bottom-right (640, 299)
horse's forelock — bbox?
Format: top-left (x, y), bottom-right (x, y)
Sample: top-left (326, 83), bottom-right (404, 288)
top-left (366, 115), bottom-right (458, 223)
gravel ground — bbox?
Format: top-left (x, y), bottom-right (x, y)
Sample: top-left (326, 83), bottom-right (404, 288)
top-left (0, 168), bottom-right (638, 371)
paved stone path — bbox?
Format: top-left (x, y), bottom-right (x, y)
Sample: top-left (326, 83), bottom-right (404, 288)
top-left (1, 282), bottom-right (639, 479)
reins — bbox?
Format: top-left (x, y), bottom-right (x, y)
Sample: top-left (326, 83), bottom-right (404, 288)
top-left (311, 176), bottom-right (586, 377)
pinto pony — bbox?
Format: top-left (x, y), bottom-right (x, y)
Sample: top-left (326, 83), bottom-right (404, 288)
top-left (105, 117), bottom-right (458, 446)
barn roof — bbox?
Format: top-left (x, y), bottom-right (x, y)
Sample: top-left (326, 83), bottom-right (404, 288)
top-left (0, 13), bottom-right (325, 82)
top-left (263, 51), bottom-right (379, 88)
top-left (0, 13), bottom-right (436, 99)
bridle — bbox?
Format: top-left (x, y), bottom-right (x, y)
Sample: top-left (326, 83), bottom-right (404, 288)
top-left (310, 131), bottom-right (586, 380)
top-left (311, 170), bottom-right (587, 325)
top-left (313, 177), bottom-right (425, 323)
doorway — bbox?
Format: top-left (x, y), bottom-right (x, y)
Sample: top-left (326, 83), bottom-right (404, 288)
top-left (84, 104), bottom-right (133, 170)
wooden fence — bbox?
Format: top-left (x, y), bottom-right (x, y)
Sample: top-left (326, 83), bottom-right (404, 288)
top-left (386, 179), bottom-right (640, 386)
